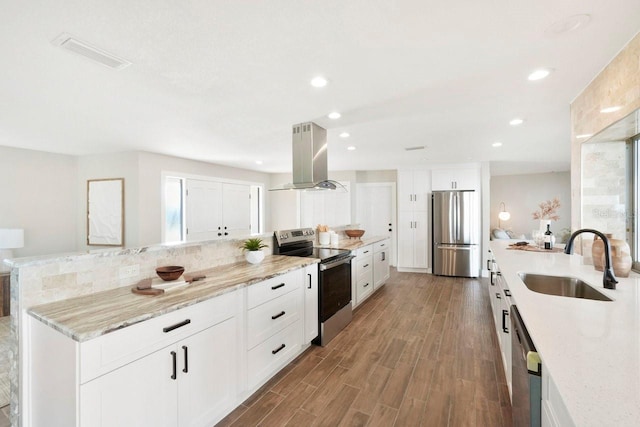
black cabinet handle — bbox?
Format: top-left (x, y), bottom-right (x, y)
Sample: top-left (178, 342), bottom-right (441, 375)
top-left (496, 293), bottom-right (501, 299)
top-left (271, 311), bottom-right (285, 320)
top-left (363, 250), bottom-right (369, 254)
top-left (504, 289), bottom-right (512, 297)
top-left (490, 272), bottom-right (495, 286)
top-left (502, 310), bottom-right (509, 333)
top-left (487, 259), bottom-right (491, 270)
top-left (307, 273), bottom-right (312, 289)
top-left (382, 252), bottom-right (385, 261)
top-left (170, 351), bottom-right (177, 380)
top-left (163, 319), bottom-right (191, 333)
top-left (182, 345), bottom-right (188, 373)
top-left (363, 264), bottom-right (369, 268)
top-left (364, 282), bottom-right (370, 288)
top-left (272, 344), bottom-right (286, 355)
top-left (271, 283), bottom-right (285, 290)
top-left (224, 232), bottom-right (228, 236)
top-left (218, 233), bottom-right (222, 236)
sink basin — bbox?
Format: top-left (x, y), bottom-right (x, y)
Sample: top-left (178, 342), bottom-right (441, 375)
top-left (518, 273), bottom-right (612, 301)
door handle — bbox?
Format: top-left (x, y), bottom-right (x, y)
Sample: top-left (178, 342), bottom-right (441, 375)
top-left (496, 292), bottom-right (501, 299)
top-left (271, 311), bottom-right (286, 320)
top-left (382, 252), bottom-right (385, 261)
top-left (170, 351), bottom-right (177, 380)
top-left (163, 319), bottom-right (191, 333)
top-left (182, 345), bottom-right (188, 373)
top-left (272, 344), bottom-right (286, 355)
top-left (502, 310), bottom-right (509, 333)
top-left (307, 273), bottom-right (312, 289)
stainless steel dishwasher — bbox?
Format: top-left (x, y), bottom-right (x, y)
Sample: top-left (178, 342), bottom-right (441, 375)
top-left (511, 305), bottom-right (542, 427)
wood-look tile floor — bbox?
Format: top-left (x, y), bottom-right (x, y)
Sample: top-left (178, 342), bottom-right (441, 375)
top-left (217, 269), bottom-right (512, 427)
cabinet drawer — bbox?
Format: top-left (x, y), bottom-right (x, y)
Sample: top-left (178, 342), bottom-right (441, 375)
top-left (247, 288), bottom-right (301, 349)
top-left (356, 245), bottom-right (373, 258)
top-left (356, 256), bottom-right (373, 276)
top-left (247, 320), bottom-right (302, 390)
top-left (374, 239), bottom-right (390, 253)
top-left (247, 270), bottom-right (301, 309)
top-left (80, 290), bottom-right (239, 384)
top-left (357, 269), bottom-right (374, 303)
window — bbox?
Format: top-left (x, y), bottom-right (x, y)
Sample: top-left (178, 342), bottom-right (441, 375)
top-left (164, 176), bottom-right (184, 243)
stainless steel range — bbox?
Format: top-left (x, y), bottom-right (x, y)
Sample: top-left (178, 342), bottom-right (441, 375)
top-left (273, 228), bottom-right (354, 346)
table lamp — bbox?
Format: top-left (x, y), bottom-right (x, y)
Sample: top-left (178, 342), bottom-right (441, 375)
top-left (0, 228), bottom-right (24, 273)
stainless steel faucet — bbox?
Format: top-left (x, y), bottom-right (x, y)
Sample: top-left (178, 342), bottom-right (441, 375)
top-left (564, 229), bottom-right (618, 290)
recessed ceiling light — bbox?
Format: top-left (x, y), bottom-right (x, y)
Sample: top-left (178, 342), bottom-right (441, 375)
top-left (255, 160), bottom-right (263, 165)
top-left (310, 76), bottom-right (328, 88)
top-left (576, 134), bottom-right (593, 139)
top-left (347, 146), bottom-right (356, 151)
top-left (492, 142), bottom-right (503, 148)
top-left (328, 112), bottom-right (341, 119)
top-left (339, 132), bottom-right (350, 138)
top-left (528, 69), bottom-right (552, 81)
top-left (51, 33), bottom-right (131, 70)
top-left (600, 106), bottom-right (622, 113)
top-left (509, 118), bottom-right (524, 126)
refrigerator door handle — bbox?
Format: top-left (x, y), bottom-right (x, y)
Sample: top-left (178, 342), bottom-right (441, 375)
top-left (437, 245), bottom-right (472, 251)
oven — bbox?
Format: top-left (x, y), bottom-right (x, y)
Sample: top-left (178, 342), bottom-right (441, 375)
top-left (274, 228), bottom-right (354, 346)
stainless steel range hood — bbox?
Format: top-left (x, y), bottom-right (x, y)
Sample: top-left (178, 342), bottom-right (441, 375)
top-left (270, 122), bottom-right (344, 191)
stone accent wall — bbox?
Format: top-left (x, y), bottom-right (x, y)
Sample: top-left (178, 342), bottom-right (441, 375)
top-left (570, 32), bottom-right (640, 231)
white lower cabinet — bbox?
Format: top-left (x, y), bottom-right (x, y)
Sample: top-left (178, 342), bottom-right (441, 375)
top-left (373, 239), bottom-right (390, 289)
top-left (397, 210), bottom-right (428, 270)
top-left (303, 264), bottom-right (319, 343)
top-left (28, 266), bottom-right (318, 427)
top-left (81, 317), bottom-right (237, 427)
top-left (488, 261), bottom-right (512, 397)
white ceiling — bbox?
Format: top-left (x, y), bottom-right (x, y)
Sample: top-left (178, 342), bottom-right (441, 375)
top-left (1, 1), bottom-right (639, 175)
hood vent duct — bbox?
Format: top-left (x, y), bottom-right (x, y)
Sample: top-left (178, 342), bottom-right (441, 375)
top-left (270, 122), bottom-right (344, 191)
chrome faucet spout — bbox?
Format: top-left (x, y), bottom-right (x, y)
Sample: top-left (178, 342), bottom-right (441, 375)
top-left (564, 229), bottom-right (618, 290)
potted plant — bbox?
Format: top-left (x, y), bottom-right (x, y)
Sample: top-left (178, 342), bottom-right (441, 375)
top-left (241, 238), bottom-right (269, 264)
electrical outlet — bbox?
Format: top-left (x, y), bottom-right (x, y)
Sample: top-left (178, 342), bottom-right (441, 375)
top-left (119, 264), bottom-right (140, 280)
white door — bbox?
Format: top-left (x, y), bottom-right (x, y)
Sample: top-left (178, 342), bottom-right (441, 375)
top-left (80, 347), bottom-right (178, 427)
top-left (397, 210), bottom-right (414, 269)
top-left (186, 179), bottom-right (222, 241)
top-left (413, 210), bottom-right (429, 268)
top-left (356, 183), bottom-right (396, 265)
top-left (222, 183), bottom-right (251, 237)
top-left (178, 317), bottom-right (238, 427)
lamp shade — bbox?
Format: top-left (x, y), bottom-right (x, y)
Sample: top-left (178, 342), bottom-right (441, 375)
top-left (498, 211), bottom-right (511, 221)
top-left (0, 229), bottom-right (24, 249)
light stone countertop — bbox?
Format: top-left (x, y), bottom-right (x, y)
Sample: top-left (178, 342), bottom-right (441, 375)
top-left (316, 235), bottom-right (390, 251)
top-left (490, 240), bottom-right (640, 427)
top-left (28, 255), bottom-right (318, 342)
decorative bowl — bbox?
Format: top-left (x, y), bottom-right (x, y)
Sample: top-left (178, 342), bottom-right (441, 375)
top-left (345, 229), bottom-right (365, 239)
top-left (156, 266), bottom-right (185, 281)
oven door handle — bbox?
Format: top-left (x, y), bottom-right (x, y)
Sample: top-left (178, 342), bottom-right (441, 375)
top-left (320, 256), bottom-right (355, 271)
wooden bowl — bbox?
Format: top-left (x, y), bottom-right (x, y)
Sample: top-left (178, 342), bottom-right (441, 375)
top-left (345, 229), bottom-right (365, 239)
top-left (156, 266), bottom-right (185, 281)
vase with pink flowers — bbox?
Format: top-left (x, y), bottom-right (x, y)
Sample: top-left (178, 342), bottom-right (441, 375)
top-left (532, 197), bottom-right (561, 232)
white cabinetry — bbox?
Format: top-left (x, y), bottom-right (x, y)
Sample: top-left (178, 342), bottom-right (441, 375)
top-left (431, 167), bottom-right (480, 191)
top-left (186, 179), bottom-right (250, 241)
top-left (398, 169), bottom-right (430, 211)
top-left (373, 239), bottom-right (390, 288)
top-left (303, 264), bottom-right (319, 343)
top-left (397, 169), bottom-right (430, 272)
top-left (355, 245), bottom-right (374, 305)
top-left (488, 257), bottom-right (512, 397)
top-left (397, 210), bottom-right (429, 270)
top-left (300, 181), bottom-right (351, 227)
top-left (29, 290), bottom-right (242, 427)
top-left (245, 270), bottom-right (304, 390)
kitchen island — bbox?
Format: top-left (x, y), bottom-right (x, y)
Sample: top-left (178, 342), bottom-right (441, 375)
top-left (490, 240), bottom-right (640, 427)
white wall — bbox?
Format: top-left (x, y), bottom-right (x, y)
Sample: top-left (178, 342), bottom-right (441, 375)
top-left (0, 146), bottom-right (77, 257)
top-left (490, 172), bottom-right (571, 239)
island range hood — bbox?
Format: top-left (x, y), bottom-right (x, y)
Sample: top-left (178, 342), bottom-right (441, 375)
top-left (270, 122), bottom-right (344, 191)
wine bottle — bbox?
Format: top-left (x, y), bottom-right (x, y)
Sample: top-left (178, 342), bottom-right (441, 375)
top-left (544, 224), bottom-right (553, 250)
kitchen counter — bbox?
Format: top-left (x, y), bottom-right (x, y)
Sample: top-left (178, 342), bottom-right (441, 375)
top-left (316, 235), bottom-right (389, 251)
top-left (28, 255), bottom-right (318, 342)
top-left (490, 240), bottom-right (640, 427)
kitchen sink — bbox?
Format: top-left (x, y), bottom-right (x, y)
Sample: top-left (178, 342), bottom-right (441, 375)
top-left (518, 273), bottom-right (612, 301)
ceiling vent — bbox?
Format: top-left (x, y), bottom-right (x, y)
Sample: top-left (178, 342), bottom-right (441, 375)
top-left (405, 146), bottom-right (425, 151)
top-left (51, 33), bottom-right (131, 70)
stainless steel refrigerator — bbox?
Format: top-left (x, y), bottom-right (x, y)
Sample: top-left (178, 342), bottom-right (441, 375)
top-left (432, 190), bottom-right (480, 277)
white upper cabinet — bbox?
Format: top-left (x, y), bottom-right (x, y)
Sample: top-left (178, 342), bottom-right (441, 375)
top-left (300, 182), bottom-right (351, 227)
top-left (398, 169), bottom-right (430, 211)
top-left (186, 179), bottom-right (250, 241)
top-left (431, 167), bottom-right (480, 191)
